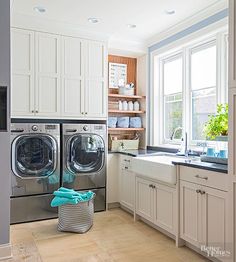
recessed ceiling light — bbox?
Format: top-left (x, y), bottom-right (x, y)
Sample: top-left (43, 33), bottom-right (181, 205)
top-left (88, 17), bottom-right (100, 24)
top-left (127, 24), bottom-right (137, 29)
top-left (164, 9), bottom-right (176, 15)
top-left (34, 6), bottom-right (46, 13)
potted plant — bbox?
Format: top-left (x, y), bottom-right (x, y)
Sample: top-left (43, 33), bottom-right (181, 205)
top-left (203, 103), bottom-right (228, 141)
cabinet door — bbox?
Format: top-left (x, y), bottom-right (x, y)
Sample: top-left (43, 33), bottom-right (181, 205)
top-left (180, 181), bottom-right (202, 247)
top-left (120, 169), bottom-right (135, 211)
top-left (35, 32), bottom-right (60, 117)
top-left (201, 187), bottom-right (227, 254)
top-left (61, 36), bottom-right (85, 117)
top-left (153, 183), bottom-right (176, 234)
top-left (84, 41), bottom-right (107, 118)
top-left (136, 177), bottom-right (153, 222)
top-left (107, 154), bottom-right (120, 204)
top-left (11, 28), bottom-right (35, 117)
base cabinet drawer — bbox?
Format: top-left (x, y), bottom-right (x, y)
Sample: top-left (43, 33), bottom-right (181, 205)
top-left (180, 166), bottom-right (228, 191)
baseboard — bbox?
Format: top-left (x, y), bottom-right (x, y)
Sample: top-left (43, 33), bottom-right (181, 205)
top-left (107, 202), bottom-right (120, 209)
top-left (0, 243), bottom-right (12, 261)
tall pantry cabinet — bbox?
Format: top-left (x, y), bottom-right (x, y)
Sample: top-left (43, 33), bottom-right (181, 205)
top-left (228, 1), bottom-right (236, 262)
top-left (11, 28), bottom-right (107, 119)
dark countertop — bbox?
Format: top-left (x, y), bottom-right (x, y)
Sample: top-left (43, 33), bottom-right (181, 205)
top-left (108, 149), bottom-right (162, 157)
top-left (171, 159), bottom-right (228, 174)
top-left (109, 149), bottom-right (228, 174)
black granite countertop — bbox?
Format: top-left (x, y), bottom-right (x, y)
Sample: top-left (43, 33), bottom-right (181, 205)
top-left (171, 159), bottom-right (228, 174)
top-left (109, 148), bottom-right (228, 174)
top-left (108, 149), bottom-right (161, 157)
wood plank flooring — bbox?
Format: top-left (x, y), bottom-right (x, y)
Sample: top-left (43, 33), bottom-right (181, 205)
top-left (5, 208), bottom-right (209, 262)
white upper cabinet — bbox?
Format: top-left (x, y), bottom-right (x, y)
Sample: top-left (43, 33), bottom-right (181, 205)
top-left (11, 28), bottom-right (107, 119)
top-left (11, 28), bottom-right (35, 116)
top-left (85, 41), bottom-right (106, 118)
top-left (61, 36), bottom-right (84, 117)
top-left (35, 32), bottom-right (61, 116)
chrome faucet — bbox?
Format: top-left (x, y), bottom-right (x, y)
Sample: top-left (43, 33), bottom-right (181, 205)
top-left (176, 131), bottom-right (189, 156)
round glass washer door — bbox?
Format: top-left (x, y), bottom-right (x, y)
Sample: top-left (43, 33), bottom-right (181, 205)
top-left (12, 134), bottom-right (57, 178)
top-left (67, 134), bottom-right (105, 173)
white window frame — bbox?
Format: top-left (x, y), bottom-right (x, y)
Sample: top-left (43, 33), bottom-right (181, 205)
top-left (150, 26), bottom-right (228, 148)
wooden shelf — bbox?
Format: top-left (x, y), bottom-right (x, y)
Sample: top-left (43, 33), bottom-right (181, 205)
top-left (108, 128), bottom-right (145, 131)
top-left (108, 110), bottom-right (145, 114)
top-left (108, 94), bottom-right (146, 99)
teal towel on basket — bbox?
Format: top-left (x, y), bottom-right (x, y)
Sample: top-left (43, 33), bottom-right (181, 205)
top-left (51, 187), bottom-right (95, 207)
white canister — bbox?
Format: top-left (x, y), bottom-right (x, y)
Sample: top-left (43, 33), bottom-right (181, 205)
top-left (128, 101), bottom-right (134, 111)
top-left (122, 101), bottom-right (128, 111)
top-left (118, 100), bottom-right (123, 111)
top-left (134, 101), bottom-right (140, 111)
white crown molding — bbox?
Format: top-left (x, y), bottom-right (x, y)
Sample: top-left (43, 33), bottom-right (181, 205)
top-left (0, 243), bottom-right (12, 261)
top-left (108, 37), bottom-right (147, 57)
top-left (11, 13), bottom-right (110, 42)
top-left (146, 0), bottom-right (228, 47)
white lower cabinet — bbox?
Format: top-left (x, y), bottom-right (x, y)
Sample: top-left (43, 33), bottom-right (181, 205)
top-left (180, 171), bottom-right (228, 261)
top-left (136, 176), bottom-right (176, 235)
top-left (119, 156), bottom-right (135, 211)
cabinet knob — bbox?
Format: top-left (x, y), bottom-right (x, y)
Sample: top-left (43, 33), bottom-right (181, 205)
top-left (200, 191), bottom-right (206, 195)
top-left (85, 112), bottom-right (88, 115)
top-left (149, 184), bottom-right (153, 188)
top-left (125, 166), bottom-right (128, 170)
top-left (152, 185), bottom-right (156, 189)
top-left (196, 189), bottom-right (201, 193)
top-left (82, 112), bottom-right (84, 115)
top-left (31, 110), bottom-right (34, 113)
top-left (35, 110), bottom-right (39, 113)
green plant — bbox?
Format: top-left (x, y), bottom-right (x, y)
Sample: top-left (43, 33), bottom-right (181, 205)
top-left (203, 103), bottom-right (228, 140)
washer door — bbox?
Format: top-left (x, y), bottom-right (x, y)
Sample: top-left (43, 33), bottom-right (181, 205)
top-left (12, 134), bottom-right (57, 178)
top-left (67, 134), bottom-right (105, 174)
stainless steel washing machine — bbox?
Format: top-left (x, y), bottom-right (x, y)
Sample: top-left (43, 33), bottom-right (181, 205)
top-left (10, 123), bottom-right (60, 223)
top-left (62, 123), bottom-right (106, 212)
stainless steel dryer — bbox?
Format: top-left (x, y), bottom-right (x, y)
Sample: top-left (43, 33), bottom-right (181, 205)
top-left (62, 123), bottom-right (106, 212)
top-left (10, 123), bottom-right (60, 223)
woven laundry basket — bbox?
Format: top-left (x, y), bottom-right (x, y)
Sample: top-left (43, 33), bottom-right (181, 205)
top-left (58, 195), bottom-right (95, 233)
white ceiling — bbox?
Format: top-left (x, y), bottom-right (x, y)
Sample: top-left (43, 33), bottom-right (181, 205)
top-left (11, 0), bottom-right (227, 54)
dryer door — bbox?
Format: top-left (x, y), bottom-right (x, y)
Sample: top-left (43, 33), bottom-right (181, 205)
top-left (12, 134), bottom-right (57, 178)
top-left (67, 134), bottom-right (105, 174)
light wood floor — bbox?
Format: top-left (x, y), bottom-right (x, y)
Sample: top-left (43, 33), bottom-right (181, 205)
top-left (5, 208), bottom-right (209, 262)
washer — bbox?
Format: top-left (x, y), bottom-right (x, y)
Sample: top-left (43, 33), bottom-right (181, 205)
top-left (62, 123), bottom-right (106, 212)
top-left (10, 123), bottom-right (60, 223)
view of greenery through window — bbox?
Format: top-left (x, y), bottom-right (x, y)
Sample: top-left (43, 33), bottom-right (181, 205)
top-left (163, 55), bottom-right (183, 141)
top-left (160, 37), bottom-right (224, 143)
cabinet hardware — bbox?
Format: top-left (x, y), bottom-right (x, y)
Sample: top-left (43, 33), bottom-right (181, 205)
top-left (152, 185), bottom-right (156, 189)
top-left (31, 110), bottom-right (34, 113)
top-left (82, 112), bottom-right (84, 115)
top-left (149, 184), bottom-right (153, 188)
top-left (196, 189), bottom-right (201, 193)
top-left (35, 110), bottom-right (38, 113)
top-left (125, 167), bottom-right (128, 170)
top-left (195, 175), bottom-right (208, 180)
top-left (200, 191), bottom-right (206, 195)
top-left (85, 112), bottom-right (88, 115)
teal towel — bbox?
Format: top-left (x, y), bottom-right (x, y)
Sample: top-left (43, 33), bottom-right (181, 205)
top-left (51, 187), bottom-right (95, 207)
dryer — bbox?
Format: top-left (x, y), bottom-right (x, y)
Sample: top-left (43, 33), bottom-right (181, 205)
top-left (62, 123), bottom-right (106, 212)
top-left (10, 123), bottom-right (60, 223)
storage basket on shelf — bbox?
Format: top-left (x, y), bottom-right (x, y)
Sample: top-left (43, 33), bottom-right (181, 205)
top-left (58, 194), bottom-right (95, 233)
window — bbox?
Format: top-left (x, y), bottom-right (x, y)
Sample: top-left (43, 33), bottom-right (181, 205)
top-left (152, 30), bottom-right (228, 146)
top-left (163, 55), bottom-right (183, 141)
top-left (190, 42), bottom-right (217, 140)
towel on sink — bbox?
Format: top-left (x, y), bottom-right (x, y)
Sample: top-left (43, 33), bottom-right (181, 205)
top-left (51, 187), bottom-right (95, 207)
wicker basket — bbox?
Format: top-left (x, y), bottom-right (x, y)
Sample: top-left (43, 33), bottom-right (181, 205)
top-left (58, 195), bottom-right (95, 233)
